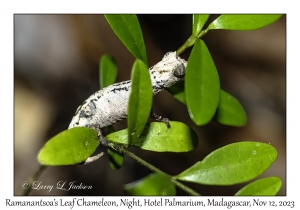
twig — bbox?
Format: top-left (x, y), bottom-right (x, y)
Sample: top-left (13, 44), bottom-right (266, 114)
top-left (107, 142), bottom-right (201, 196)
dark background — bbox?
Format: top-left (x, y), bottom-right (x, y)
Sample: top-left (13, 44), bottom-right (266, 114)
top-left (14, 14), bottom-right (286, 196)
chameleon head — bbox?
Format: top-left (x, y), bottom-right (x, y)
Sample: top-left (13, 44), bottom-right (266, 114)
top-left (149, 51), bottom-right (187, 88)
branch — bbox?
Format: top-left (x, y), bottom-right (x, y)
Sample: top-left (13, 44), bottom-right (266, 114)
top-left (176, 29), bottom-right (208, 55)
top-left (107, 142), bottom-right (201, 196)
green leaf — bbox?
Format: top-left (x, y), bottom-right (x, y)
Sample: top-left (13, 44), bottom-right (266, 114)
top-left (165, 80), bottom-right (186, 104)
top-left (127, 60), bottom-right (152, 143)
top-left (104, 15), bottom-right (147, 65)
top-left (215, 90), bottom-right (247, 126)
top-left (207, 14), bottom-right (282, 31)
top-left (124, 173), bottom-right (176, 196)
top-left (106, 126), bottom-right (124, 170)
top-left (108, 147), bottom-right (124, 170)
top-left (235, 176), bottom-right (282, 196)
top-left (107, 121), bottom-right (198, 152)
top-left (185, 39), bottom-right (220, 125)
top-left (193, 14), bottom-right (210, 36)
top-left (37, 127), bottom-right (99, 166)
top-left (175, 142), bottom-right (277, 185)
top-left (100, 55), bottom-right (117, 89)
top-left (167, 84), bottom-right (247, 127)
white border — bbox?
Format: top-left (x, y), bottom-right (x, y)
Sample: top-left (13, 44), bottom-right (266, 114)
top-left (2, 0), bottom-right (297, 209)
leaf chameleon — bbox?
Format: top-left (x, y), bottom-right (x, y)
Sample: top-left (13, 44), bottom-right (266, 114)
top-left (68, 52), bottom-right (187, 163)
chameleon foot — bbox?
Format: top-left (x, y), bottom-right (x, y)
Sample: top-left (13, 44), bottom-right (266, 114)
top-left (83, 152), bottom-right (105, 165)
top-left (151, 108), bottom-right (171, 128)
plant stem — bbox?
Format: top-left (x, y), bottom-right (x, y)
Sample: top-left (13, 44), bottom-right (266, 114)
top-left (176, 35), bottom-right (195, 55)
top-left (21, 165), bottom-right (47, 196)
top-left (108, 142), bottom-right (201, 196)
top-left (171, 179), bottom-right (200, 196)
top-left (176, 29), bottom-right (208, 55)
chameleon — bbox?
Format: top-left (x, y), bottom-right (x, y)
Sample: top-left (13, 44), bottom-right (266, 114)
top-left (68, 51), bottom-right (187, 164)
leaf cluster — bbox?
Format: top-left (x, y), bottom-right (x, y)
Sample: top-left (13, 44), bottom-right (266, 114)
top-left (37, 14), bottom-right (283, 196)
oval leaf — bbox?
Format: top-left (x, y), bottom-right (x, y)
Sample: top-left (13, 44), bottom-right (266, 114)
top-left (107, 121), bottom-right (198, 152)
top-left (167, 84), bottom-right (247, 127)
top-left (38, 127), bottom-right (99, 166)
top-left (104, 15), bottom-right (147, 65)
top-left (175, 142), bottom-right (277, 185)
top-left (207, 14), bottom-right (282, 31)
top-left (193, 14), bottom-right (210, 36)
top-left (214, 90), bottom-right (247, 126)
top-left (185, 39), bottom-right (220, 125)
top-left (127, 59), bottom-right (152, 143)
top-left (124, 173), bottom-right (176, 196)
top-left (100, 54), bottom-right (117, 89)
top-left (235, 176), bottom-right (282, 196)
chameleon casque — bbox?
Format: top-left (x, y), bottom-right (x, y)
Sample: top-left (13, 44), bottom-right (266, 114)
top-left (68, 51), bottom-right (187, 163)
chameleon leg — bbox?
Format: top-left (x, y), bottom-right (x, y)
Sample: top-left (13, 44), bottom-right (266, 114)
top-left (83, 152), bottom-right (105, 165)
top-left (150, 108), bottom-right (171, 128)
top-left (89, 124), bottom-right (109, 146)
top-left (81, 124), bottom-right (109, 165)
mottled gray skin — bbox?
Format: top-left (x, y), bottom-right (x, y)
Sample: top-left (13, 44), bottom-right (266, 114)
top-left (68, 51), bottom-right (187, 130)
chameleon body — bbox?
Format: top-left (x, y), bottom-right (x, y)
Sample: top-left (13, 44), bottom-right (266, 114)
top-left (68, 51), bottom-right (187, 131)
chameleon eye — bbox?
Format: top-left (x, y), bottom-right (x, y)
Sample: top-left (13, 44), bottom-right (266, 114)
top-left (79, 109), bottom-right (92, 118)
top-left (173, 63), bottom-right (185, 79)
top-left (80, 110), bottom-right (88, 118)
top-left (79, 101), bottom-right (96, 118)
